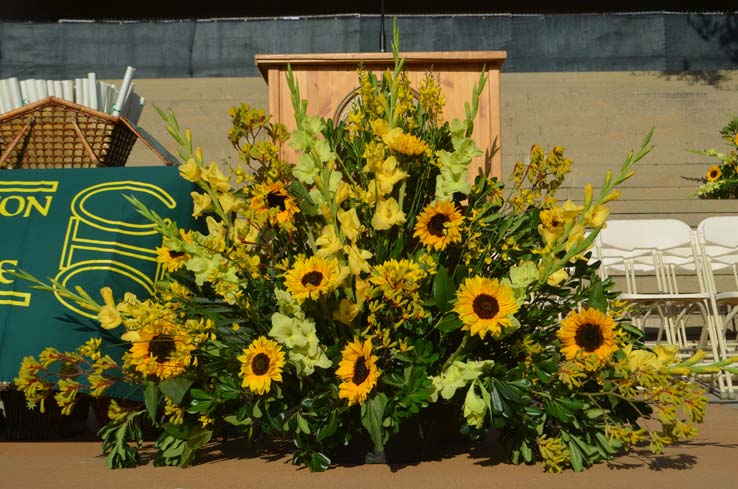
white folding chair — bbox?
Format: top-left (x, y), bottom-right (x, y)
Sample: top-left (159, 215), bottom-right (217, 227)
top-left (696, 216), bottom-right (738, 355)
top-left (595, 218), bottom-right (733, 398)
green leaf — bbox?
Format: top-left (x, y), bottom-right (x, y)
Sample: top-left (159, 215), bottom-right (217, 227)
top-left (159, 374), bottom-right (196, 405)
top-left (595, 431), bottom-right (618, 455)
top-left (144, 381), bottom-right (159, 422)
top-left (309, 451), bottom-right (331, 472)
top-left (568, 440), bottom-right (584, 472)
top-left (190, 388), bottom-right (215, 401)
top-left (587, 279), bottom-right (608, 312)
top-left (493, 379), bottom-right (523, 404)
top-left (361, 393), bottom-right (388, 453)
top-left (296, 414), bottom-right (311, 434)
top-left (316, 413), bottom-right (339, 441)
top-left (571, 434), bottom-right (599, 458)
top-left (432, 266), bottom-right (454, 313)
top-left (223, 415), bottom-right (253, 426)
top-left (436, 314), bottom-right (463, 333)
top-left (521, 440), bottom-right (533, 463)
top-left (187, 427), bottom-right (213, 450)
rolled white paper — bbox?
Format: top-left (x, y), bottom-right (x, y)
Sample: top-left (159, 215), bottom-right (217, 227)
top-left (46, 80), bottom-right (56, 97)
top-left (20, 79), bottom-right (31, 104)
top-left (53, 80), bottom-right (63, 100)
top-left (81, 79), bottom-right (89, 107)
top-left (62, 80), bottom-right (74, 102)
top-left (132, 96), bottom-right (146, 124)
top-left (8, 77), bottom-right (23, 108)
top-left (87, 72), bottom-right (97, 110)
top-left (0, 79), bottom-right (8, 113)
top-left (96, 80), bottom-right (102, 112)
top-left (35, 79), bottom-right (47, 100)
top-left (120, 81), bottom-right (135, 117)
top-left (125, 92), bottom-right (144, 124)
top-left (113, 65), bottom-right (135, 116)
top-left (74, 78), bottom-right (84, 104)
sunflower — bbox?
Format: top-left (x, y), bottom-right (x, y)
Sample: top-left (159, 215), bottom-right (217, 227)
top-left (706, 165), bottom-right (722, 182)
top-left (156, 246), bottom-right (188, 273)
top-left (283, 255), bottom-right (345, 303)
top-left (126, 320), bottom-right (194, 380)
top-left (249, 180), bottom-right (300, 227)
top-left (557, 307), bottom-right (618, 360)
top-left (453, 277), bottom-right (520, 339)
top-left (336, 338), bottom-right (380, 406)
top-left (413, 200), bottom-right (464, 251)
top-left (238, 336), bottom-right (286, 395)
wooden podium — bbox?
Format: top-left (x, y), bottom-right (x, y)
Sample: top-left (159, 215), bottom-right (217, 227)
top-left (255, 51), bottom-right (507, 178)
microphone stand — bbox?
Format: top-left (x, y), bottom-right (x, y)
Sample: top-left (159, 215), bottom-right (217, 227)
top-left (379, 0), bottom-right (386, 52)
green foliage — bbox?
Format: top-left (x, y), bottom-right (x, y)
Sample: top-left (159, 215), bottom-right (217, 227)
top-left (694, 115), bottom-right (738, 199)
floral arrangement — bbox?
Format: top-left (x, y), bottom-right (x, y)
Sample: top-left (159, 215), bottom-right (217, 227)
top-left (14, 27), bottom-right (738, 473)
top-left (695, 115), bottom-right (738, 199)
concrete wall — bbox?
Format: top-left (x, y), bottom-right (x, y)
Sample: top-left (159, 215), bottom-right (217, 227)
top-left (126, 70), bottom-right (738, 226)
top-left (3, 13), bottom-right (738, 78)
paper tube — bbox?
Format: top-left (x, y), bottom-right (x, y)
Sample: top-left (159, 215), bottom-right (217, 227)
top-left (20, 79), bottom-right (31, 104)
top-left (113, 66), bottom-right (135, 116)
top-left (74, 78), bottom-right (84, 105)
top-left (35, 79), bottom-right (48, 100)
top-left (46, 80), bottom-right (56, 97)
top-left (8, 78), bottom-right (23, 108)
top-left (62, 80), bottom-right (74, 102)
top-left (0, 79), bottom-right (9, 113)
top-left (87, 72), bottom-right (98, 110)
top-left (53, 80), bottom-right (63, 100)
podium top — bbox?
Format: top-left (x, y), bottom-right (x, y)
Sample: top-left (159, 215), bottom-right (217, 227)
top-left (254, 51), bottom-right (507, 80)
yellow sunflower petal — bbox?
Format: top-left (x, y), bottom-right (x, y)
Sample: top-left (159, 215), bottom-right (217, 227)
top-left (557, 308), bottom-right (618, 360)
top-left (238, 336), bottom-right (286, 395)
top-left (336, 338), bottom-right (380, 406)
top-left (453, 276), bottom-right (520, 339)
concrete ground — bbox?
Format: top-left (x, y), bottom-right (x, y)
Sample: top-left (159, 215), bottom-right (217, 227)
top-left (0, 400), bottom-right (736, 489)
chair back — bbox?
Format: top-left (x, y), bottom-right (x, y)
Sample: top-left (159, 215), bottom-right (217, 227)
top-left (596, 219), bottom-right (704, 294)
top-left (697, 216), bottom-right (738, 292)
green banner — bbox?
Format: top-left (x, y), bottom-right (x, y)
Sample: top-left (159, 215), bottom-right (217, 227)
top-left (0, 166), bottom-right (196, 383)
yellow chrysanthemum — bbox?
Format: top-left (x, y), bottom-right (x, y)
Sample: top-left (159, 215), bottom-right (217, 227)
top-left (283, 255), bottom-right (345, 303)
top-left (413, 200), bottom-right (464, 251)
top-left (706, 165), bottom-right (722, 182)
top-left (156, 246), bottom-right (188, 273)
top-left (453, 277), bottom-right (520, 339)
top-left (127, 320), bottom-right (194, 380)
top-left (370, 258), bottom-right (426, 294)
top-left (238, 336), bottom-right (286, 395)
top-left (249, 180), bottom-right (300, 227)
top-left (557, 308), bottom-right (618, 361)
top-left (336, 338), bottom-right (380, 406)
top-left (387, 132), bottom-right (428, 156)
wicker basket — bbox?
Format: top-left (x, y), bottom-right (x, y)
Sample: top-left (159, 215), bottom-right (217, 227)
top-left (0, 96), bottom-right (139, 169)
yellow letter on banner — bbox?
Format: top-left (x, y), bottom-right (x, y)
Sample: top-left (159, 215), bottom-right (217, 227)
top-left (54, 181), bottom-right (176, 318)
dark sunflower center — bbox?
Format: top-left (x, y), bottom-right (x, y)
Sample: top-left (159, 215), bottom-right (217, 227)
top-left (301, 271), bottom-right (324, 287)
top-left (575, 324), bottom-right (604, 352)
top-left (352, 357), bottom-right (370, 385)
top-left (169, 250), bottom-right (186, 258)
top-left (428, 213), bottom-right (450, 237)
top-left (149, 335), bottom-right (176, 363)
top-left (266, 191), bottom-right (287, 211)
top-left (251, 353), bottom-right (270, 375)
top-left (472, 294), bottom-right (500, 319)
